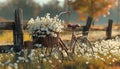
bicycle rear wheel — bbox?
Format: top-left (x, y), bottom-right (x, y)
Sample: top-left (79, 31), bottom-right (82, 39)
top-left (73, 36), bottom-right (94, 56)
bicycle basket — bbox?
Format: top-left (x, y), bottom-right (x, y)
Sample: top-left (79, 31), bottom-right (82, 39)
top-left (32, 32), bottom-right (59, 48)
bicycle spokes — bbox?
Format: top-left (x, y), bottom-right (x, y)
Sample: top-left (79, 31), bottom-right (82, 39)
top-left (70, 37), bottom-right (94, 56)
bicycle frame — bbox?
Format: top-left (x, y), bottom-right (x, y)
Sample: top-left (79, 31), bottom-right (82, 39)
top-left (69, 29), bottom-right (76, 52)
top-left (69, 27), bottom-right (94, 55)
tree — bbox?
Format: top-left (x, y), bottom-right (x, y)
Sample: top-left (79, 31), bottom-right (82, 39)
top-left (68, 0), bottom-right (118, 21)
top-left (39, 0), bottom-right (65, 20)
top-left (0, 0), bottom-right (41, 20)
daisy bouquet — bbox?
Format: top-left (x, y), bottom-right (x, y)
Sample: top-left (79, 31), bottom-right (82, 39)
top-left (26, 13), bottom-right (65, 47)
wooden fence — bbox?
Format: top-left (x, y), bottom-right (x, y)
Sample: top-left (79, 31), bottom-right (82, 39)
top-left (0, 8), bottom-right (24, 53)
top-left (0, 8), bottom-right (113, 53)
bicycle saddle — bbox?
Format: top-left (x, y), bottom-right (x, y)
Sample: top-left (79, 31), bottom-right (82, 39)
top-left (67, 24), bottom-right (80, 29)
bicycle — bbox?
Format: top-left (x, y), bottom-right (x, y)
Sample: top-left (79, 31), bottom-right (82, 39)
top-left (24, 12), bottom-right (94, 61)
top-left (48, 23), bottom-right (95, 60)
top-left (66, 23), bottom-right (94, 56)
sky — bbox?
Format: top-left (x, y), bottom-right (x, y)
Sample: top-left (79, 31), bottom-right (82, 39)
top-left (0, 0), bottom-right (5, 3)
top-left (0, 0), bottom-right (8, 3)
top-left (0, 0), bottom-right (65, 7)
top-left (33, 0), bottom-right (65, 7)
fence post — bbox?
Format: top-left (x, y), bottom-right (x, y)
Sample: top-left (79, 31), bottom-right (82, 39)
top-left (106, 19), bottom-right (113, 39)
top-left (82, 16), bottom-right (93, 36)
top-left (13, 8), bottom-right (23, 52)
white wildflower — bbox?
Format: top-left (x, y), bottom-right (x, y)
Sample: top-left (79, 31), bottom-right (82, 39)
top-left (16, 60), bottom-right (20, 63)
top-left (25, 59), bottom-right (29, 62)
top-left (7, 66), bottom-right (12, 69)
top-left (14, 63), bottom-right (18, 69)
top-left (58, 60), bottom-right (62, 63)
top-left (27, 13), bottom-right (64, 38)
top-left (8, 63), bottom-right (14, 67)
top-left (28, 18), bottom-right (34, 25)
top-left (43, 58), bottom-right (47, 62)
top-left (18, 57), bottom-right (25, 61)
top-left (49, 60), bottom-right (52, 63)
top-left (39, 54), bottom-right (44, 57)
top-left (35, 44), bottom-right (42, 48)
top-left (2, 64), bottom-right (4, 66)
top-left (62, 50), bottom-right (68, 57)
top-left (86, 61), bottom-right (89, 64)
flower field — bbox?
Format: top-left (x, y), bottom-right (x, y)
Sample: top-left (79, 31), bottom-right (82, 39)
top-left (0, 0), bottom-right (120, 69)
top-left (0, 30), bottom-right (120, 69)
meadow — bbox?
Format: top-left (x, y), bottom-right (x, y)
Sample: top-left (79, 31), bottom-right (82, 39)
top-left (0, 29), bottom-right (119, 69)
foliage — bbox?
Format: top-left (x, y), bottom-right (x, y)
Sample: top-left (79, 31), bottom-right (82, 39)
top-left (0, 0), bottom-right (65, 20)
top-left (68, 0), bottom-right (118, 21)
top-left (0, 0), bottom-right (41, 19)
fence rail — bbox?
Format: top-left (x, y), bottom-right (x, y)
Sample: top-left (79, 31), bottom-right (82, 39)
top-left (0, 22), bottom-right (14, 30)
top-left (0, 45), bottom-right (13, 53)
top-left (0, 22), bottom-right (27, 30)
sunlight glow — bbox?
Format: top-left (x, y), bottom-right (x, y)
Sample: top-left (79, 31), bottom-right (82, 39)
top-left (0, 0), bottom-right (65, 7)
top-left (0, 0), bottom-right (9, 3)
top-left (33, 0), bottom-right (65, 7)
top-left (33, 0), bottom-right (51, 6)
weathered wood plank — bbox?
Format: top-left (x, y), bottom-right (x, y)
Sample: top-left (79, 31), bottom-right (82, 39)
top-left (0, 45), bottom-right (14, 53)
top-left (0, 22), bottom-right (27, 30)
top-left (82, 16), bottom-right (93, 36)
top-left (0, 22), bottom-right (14, 30)
top-left (13, 8), bottom-right (24, 52)
top-left (106, 19), bottom-right (113, 39)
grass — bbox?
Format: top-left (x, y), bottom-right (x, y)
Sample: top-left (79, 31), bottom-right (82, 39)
top-left (0, 30), bottom-right (120, 69)
top-left (0, 55), bottom-right (117, 69)
top-left (0, 30), bottom-right (31, 44)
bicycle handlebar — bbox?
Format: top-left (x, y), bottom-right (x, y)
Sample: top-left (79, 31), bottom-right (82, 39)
top-left (56, 11), bottom-right (71, 18)
top-left (58, 11), bottom-right (71, 17)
